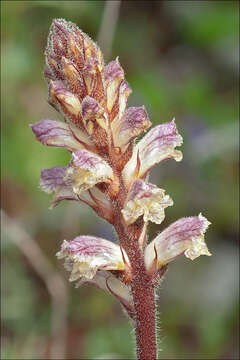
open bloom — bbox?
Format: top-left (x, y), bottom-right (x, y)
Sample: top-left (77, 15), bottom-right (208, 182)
top-left (64, 149), bottom-right (114, 195)
top-left (40, 165), bottom-right (114, 221)
top-left (122, 119), bottom-right (183, 187)
top-left (57, 236), bottom-right (133, 313)
top-left (145, 214), bottom-right (211, 274)
top-left (121, 179), bottom-right (173, 225)
top-left (56, 235), bottom-right (130, 280)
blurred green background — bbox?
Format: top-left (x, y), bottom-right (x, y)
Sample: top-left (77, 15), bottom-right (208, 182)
top-left (1, 1), bottom-right (239, 359)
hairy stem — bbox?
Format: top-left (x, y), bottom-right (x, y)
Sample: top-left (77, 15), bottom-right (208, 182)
top-left (128, 232), bottom-right (157, 360)
top-left (113, 200), bottom-right (157, 360)
top-left (132, 279), bottom-right (157, 360)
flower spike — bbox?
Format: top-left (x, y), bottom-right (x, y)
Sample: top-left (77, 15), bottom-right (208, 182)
top-left (32, 18), bottom-right (212, 359)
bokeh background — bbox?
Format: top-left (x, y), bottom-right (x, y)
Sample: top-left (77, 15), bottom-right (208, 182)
top-left (1, 1), bottom-right (239, 359)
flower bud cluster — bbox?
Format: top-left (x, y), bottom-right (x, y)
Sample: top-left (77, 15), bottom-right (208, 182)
top-left (31, 19), bottom-right (211, 312)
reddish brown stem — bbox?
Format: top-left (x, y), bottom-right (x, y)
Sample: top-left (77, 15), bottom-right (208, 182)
top-left (114, 202), bottom-right (157, 360)
top-left (132, 278), bottom-right (157, 360)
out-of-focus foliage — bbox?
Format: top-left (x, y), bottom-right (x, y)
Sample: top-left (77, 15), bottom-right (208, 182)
top-left (1, 1), bottom-right (239, 359)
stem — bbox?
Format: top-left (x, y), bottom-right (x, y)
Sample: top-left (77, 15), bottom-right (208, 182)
top-left (110, 156), bottom-right (158, 359)
top-left (114, 203), bottom-right (157, 360)
top-left (132, 279), bottom-right (157, 360)
top-left (129, 234), bottom-right (157, 360)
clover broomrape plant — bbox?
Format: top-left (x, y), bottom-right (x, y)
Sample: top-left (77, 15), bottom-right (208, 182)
top-left (31, 19), bottom-right (211, 360)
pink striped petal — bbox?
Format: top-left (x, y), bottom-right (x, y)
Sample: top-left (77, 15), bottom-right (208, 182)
top-left (40, 166), bottom-right (114, 221)
top-left (121, 179), bottom-right (173, 225)
top-left (122, 119), bottom-right (183, 187)
top-left (56, 236), bottom-right (129, 281)
top-left (145, 214), bottom-right (211, 272)
top-left (40, 166), bottom-right (78, 208)
top-left (111, 106), bottom-right (152, 153)
top-left (31, 119), bottom-right (92, 152)
top-left (104, 58), bottom-right (125, 112)
top-left (64, 149), bottom-right (114, 195)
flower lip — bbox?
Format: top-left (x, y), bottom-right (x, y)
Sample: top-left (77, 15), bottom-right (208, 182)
top-left (121, 179), bottom-right (173, 225)
top-left (64, 149), bottom-right (114, 195)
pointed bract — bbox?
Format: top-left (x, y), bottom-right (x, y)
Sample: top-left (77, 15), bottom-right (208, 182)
top-left (78, 270), bottom-right (133, 315)
top-left (81, 95), bottom-right (108, 134)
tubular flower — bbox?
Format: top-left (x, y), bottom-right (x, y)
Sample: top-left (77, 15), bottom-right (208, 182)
top-left (64, 149), bottom-right (114, 195)
top-left (122, 119), bottom-right (183, 187)
top-left (31, 119), bottom-right (93, 152)
top-left (56, 235), bottom-right (132, 311)
top-left (32, 18), bottom-right (212, 352)
top-left (144, 214), bottom-right (211, 274)
top-left (121, 179), bottom-right (173, 225)
top-left (56, 235), bottom-right (130, 281)
top-left (40, 166), bottom-right (114, 221)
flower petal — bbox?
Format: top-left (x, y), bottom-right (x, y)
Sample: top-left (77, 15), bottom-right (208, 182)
top-left (111, 106), bottom-right (152, 153)
top-left (64, 149), bottom-right (114, 194)
top-left (31, 119), bottom-right (92, 152)
top-left (145, 214), bottom-right (211, 272)
top-left (40, 166), bottom-right (78, 207)
top-left (121, 179), bottom-right (173, 225)
top-left (56, 236), bottom-right (129, 281)
top-left (40, 166), bottom-right (114, 221)
top-left (122, 119), bottom-right (183, 187)
top-left (104, 58), bottom-right (125, 112)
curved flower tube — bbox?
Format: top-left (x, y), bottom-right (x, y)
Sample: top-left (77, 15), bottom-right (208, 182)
top-left (145, 214), bottom-right (211, 274)
top-left (56, 235), bottom-right (130, 281)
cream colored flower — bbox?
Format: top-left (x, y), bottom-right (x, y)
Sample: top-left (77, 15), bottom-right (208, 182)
top-left (145, 213), bottom-right (211, 272)
top-left (121, 179), bottom-right (173, 225)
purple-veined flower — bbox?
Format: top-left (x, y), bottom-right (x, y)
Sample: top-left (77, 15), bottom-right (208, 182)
top-left (145, 214), bottom-right (211, 274)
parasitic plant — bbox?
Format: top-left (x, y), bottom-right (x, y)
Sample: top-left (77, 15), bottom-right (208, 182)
top-left (31, 19), bottom-right (211, 360)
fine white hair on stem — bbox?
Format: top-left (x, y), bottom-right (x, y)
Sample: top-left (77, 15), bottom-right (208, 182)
top-left (97, 0), bottom-right (121, 61)
top-left (2, 210), bottom-right (69, 360)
